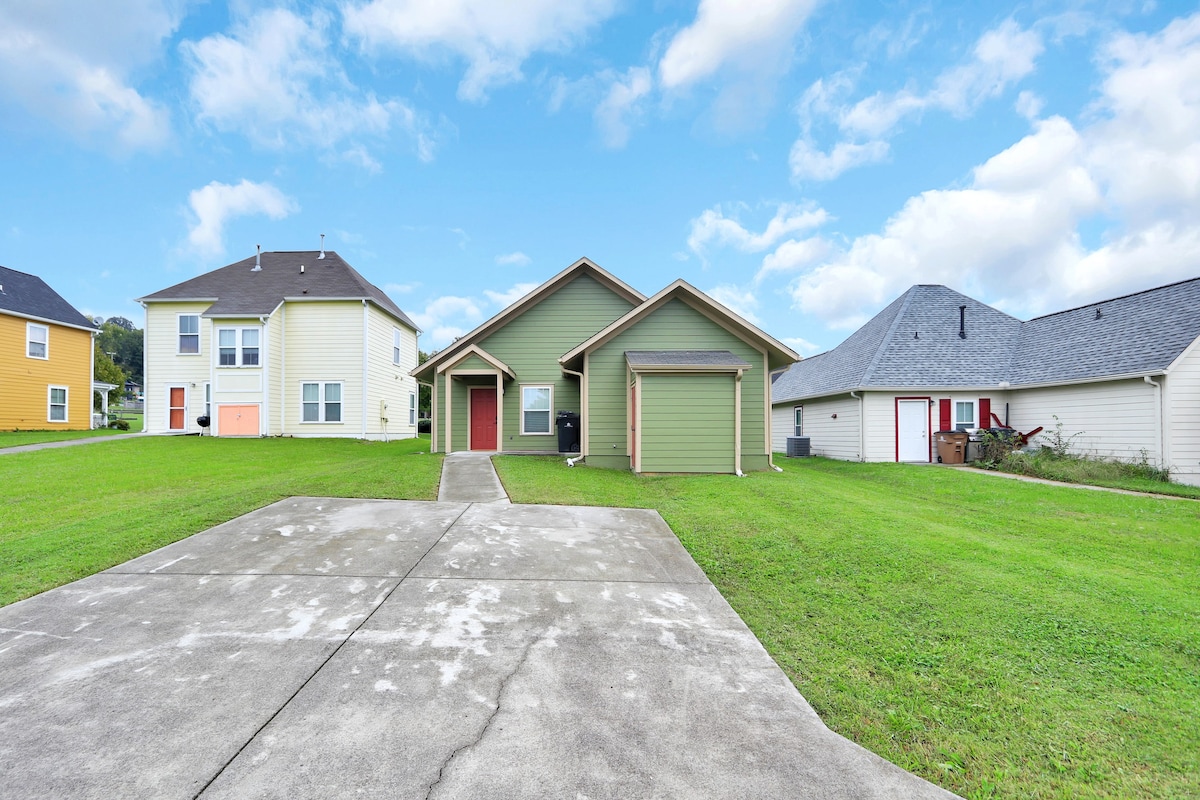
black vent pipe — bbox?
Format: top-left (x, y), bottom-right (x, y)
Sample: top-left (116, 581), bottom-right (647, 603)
top-left (958, 305), bottom-right (967, 339)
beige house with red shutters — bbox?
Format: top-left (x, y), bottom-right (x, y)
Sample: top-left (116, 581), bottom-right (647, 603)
top-left (771, 278), bottom-right (1200, 486)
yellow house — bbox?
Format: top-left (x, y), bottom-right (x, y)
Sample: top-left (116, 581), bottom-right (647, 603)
top-left (0, 266), bottom-right (98, 430)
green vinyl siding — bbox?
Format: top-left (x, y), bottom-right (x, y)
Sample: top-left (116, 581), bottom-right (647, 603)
top-left (587, 298), bottom-right (767, 467)
top-left (478, 274), bottom-right (634, 451)
top-left (640, 373), bottom-right (735, 473)
top-left (453, 354), bottom-right (495, 372)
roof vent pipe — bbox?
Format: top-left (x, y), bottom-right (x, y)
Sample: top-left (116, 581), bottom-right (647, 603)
top-left (1095, 307), bottom-right (1102, 319)
top-left (253, 244), bottom-right (262, 272)
top-left (318, 234), bottom-right (326, 260)
top-left (958, 305), bottom-right (966, 339)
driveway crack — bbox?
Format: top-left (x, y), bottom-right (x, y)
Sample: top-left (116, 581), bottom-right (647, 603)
top-left (423, 633), bottom-right (539, 800)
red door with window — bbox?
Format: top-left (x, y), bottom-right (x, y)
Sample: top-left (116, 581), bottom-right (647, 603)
top-left (470, 388), bottom-right (497, 450)
top-left (168, 387), bottom-right (186, 431)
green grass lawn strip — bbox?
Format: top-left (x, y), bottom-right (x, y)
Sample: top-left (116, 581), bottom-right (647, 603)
top-left (493, 455), bottom-right (1200, 799)
top-left (0, 436), bottom-right (441, 605)
top-left (0, 428), bottom-right (132, 448)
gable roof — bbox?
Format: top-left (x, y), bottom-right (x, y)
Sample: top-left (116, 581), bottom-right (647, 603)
top-left (561, 280), bottom-right (800, 370)
top-left (413, 257), bottom-right (645, 381)
top-left (138, 251), bottom-right (417, 330)
top-left (773, 276), bottom-right (1200, 403)
top-left (0, 265), bottom-right (98, 331)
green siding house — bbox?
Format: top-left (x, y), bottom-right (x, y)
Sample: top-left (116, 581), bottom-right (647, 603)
top-left (412, 258), bottom-right (798, 474)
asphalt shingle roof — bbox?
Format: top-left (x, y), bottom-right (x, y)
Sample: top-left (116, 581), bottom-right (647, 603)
top-left (139, 251), bottom-right (417, 330)
top-left (0, 265), bottom-right (97, 330)
top-left (625, 350), bottom-right (751, 368)
top-left (773, 277), bottom-right (1200, 404)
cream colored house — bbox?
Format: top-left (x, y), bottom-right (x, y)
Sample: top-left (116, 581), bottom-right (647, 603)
top-left (139, 249), bottom-right (420, 439)
top-left (771, 277), bottom-right (1200, 486)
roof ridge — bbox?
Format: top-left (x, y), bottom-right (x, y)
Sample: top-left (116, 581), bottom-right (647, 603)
top-left (860, 285), bottom-right (916, 385)
top-left (1026, 274), bottom-right (1200, 321)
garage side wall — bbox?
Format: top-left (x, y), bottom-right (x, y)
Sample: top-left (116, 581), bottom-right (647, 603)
top-left (1008, 379), bottom-right (1159, 463)
top-left (640, 373), bottom-right (735, 473)
top-left (1165, 340), bottom-right (1200, 486)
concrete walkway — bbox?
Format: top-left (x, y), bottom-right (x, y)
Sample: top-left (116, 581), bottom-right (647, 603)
top-left (0, 461), bottom-right (958, 799)
top-left (0, 432), bottom-right (144, 455)
top-left (437, 451), bottom-right (511, 503)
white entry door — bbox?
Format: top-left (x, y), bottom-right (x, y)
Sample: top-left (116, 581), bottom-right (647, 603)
top-left (897, 399), bottom-right (929, 462)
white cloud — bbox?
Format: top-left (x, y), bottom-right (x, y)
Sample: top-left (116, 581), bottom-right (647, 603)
top-left (706, 284), bottom-right (761, 325)
top-left (0, 0), bottom-right (177, 149)
top-left (793, 20), bottom-right (1044, 182)
top-left (658, 0), bottom-right (819, 90)
top-left (782, 336), bottom-right (820, 355)
top-left (756, 236), bottom-right (833, 284)
top-left (495, 252), bottom-right (532, 266)
top-left (1015, 90), bottom-right (1044, 121)
top-left (484, 282), bottom-right (539, 308)
top-left (789, 138), bottom-right (889, 181)
top-left (688, 203), bottom-right (829, 256)
top-left (186, 180), bottom-right (299, 257)
top-left (411, 294), bottom-right (485, 349)
top-left (343, 0), bottom-right (620, 102)
top-left (183, 8), bottom-right (436, 160)
top-left (790, 14), bottom-right (1200, 326)
top-left (595, 67), bottom-right (653, 148)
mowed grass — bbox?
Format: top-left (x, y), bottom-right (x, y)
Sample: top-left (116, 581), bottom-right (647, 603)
top-left (0, 436), bottom-right (441, 606)
top-left (0, 428), bottom-right (133, 448)
top-left (493, 455), bottom-right (1200, 800)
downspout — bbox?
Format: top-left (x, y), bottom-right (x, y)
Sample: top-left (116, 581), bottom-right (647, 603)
top-left (1144, 375), bottom-right (1163, 469)
top-left (361, 300), bottom-right (369, 439)
top-left (734, 369), bottom-right (744, 476)
top-left (259, 315), bottom-right (269, 436)
top-left (139, 301), bottom-right (148, 433)
top-left (90, 329), bottom-right (97, 429)
top-left (561, 366), bottom-right (585, 465)
top-left (850, 391), bottom-right (865, 462)
top-left (280, 305), bottom-right (286, 432)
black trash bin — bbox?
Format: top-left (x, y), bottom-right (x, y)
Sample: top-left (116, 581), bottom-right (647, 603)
top-left (556, 410), bottom-right (580, 453)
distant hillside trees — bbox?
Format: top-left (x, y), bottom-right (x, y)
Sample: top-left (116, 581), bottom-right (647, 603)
top-left (96, 317), bottom-right (143, 384)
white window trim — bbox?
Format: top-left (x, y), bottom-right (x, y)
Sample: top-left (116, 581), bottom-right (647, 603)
top-left (409, 392), bottom-right (417, 426)
top-left (27, 322), bottom-right (49, 360)
top-left (177, 314), bottom-right (201, 356)
top-left (216, 326), bottom-right (261, 368)
top-left (300, 381), bottom-right (344, 424)
top-left (520, 384), bottom-right (554, 436)
top-left (953, 398), bottom-right (977, 430)
top-left (793, 405), bottom-right (804, 437)
top-left (48, 385), bottom-right (68, 423)
top-left (393, 329), bottom-right (402, 366)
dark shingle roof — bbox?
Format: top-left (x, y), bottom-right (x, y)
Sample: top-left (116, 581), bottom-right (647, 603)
top-left (773, 277), bottom-right (1200, 404)
top-left (139, 251), bottom-right (417, 330)
top-left (0, 265), bottom-right (97, 330)
top-left (772, 285), bottom-right (1022, 402)
top-left (1010, 276), bottom-right (1200, 384)
top-left (625, 350), bottom-right (751, 368)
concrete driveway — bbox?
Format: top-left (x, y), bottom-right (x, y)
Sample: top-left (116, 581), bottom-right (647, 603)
top-left (0, 495), bottom-right (957, 799)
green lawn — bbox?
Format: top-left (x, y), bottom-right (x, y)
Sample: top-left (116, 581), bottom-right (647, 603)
top-left (493, 455), bottom-right (1200, 800)
top-left (0, 436), bottom-right (440, 605)
top-left (0, 428), bottom-right (133, 448)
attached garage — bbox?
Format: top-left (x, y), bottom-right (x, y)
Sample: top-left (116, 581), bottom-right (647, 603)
top-left (628, 350), bottom-right (749, 474)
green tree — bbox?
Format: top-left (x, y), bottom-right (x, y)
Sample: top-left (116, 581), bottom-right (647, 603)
top-left (418, 350), bottom-right (433, 418)
top-left (94, 344), bottom-right (126, 407)
top-left (96, 319), bottom-right (143, 384)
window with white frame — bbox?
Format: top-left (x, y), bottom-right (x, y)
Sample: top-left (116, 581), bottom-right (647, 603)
top-left (794, 406), bottom-right (804, 436)
top-left (178, 315), bottom-right (199, 354)
top-left (217, 327), bottom-right (260, 367)
top-left (521, 385), bottom-right (552, 435)
top-left (954, 400), bottom-right (976, 430)
top-left (409, 392), bottom-right (416, 426)
top-left (48, 386), bottom-right (67, 422)
top-left (301, 382), bottom-right (342, 423)
top-left (393, 329), bottom-right (402, 365)
top-left (27, 323), bottom-right (48, 359)
top-left (204, 383), bottom-right (211, 418)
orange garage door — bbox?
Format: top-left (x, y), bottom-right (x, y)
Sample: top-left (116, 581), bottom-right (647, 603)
top-left (217, 405), bottom-right (260, 436)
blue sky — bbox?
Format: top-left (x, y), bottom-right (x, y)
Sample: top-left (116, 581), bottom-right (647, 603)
top-left (2, 1), bottom-right (1198, 354)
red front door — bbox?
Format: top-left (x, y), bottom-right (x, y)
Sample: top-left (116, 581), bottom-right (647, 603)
top-left (470, 388), bottom-right (497, 450)
top-left (168, 387), bottom-right (186, 431)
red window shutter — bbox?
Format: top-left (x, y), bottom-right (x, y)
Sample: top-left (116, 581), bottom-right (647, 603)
top-left (938, 399), bottom-right (951, 432)
top-left (979, 398), bottom-right (992, 428)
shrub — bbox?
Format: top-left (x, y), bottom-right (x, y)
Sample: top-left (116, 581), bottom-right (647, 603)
top-left (417, 418), bottom-right (431, 434)
top-left (108, 419), bottom-right (131, 431)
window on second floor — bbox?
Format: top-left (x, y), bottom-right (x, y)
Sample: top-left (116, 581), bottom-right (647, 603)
top-left (178, 315), bottom-right (200, 354)
top-left (27, 323), bottom-right (48, 359)
top-left (217, 327), bottom-right (260, 367)
top-left (393, 329), bottom-right (402, 366)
